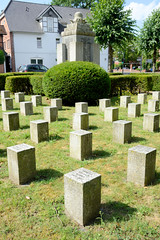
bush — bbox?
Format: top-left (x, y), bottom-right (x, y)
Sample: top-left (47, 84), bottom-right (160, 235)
top-left (110, 73), bottom-right (160, 96)
top-left (0, 50), bottom-right (4, 65)
top-left (30, 75), bottom-right (44, 95)
top-left (0, 73), bottom-right (14, 90)
top-left (5, 75), bottom-right (32, 94)
top-left (42, 61), bottom-right (110, 105)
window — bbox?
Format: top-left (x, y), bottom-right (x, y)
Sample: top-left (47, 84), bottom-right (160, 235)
top-left (31, 59), bottom-right (36, 64)
top-left (37, 37), bottom-right (42, 48)
top-left (30, 58), bottom-right (43, 65)
top-left (48, 17), bottom-right (53, 32)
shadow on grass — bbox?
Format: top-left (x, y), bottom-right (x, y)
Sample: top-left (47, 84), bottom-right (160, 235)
top-left (49, 134), bottom-right (64, 141)
top-left (20, 125), bottom-right (30, 130)
top-left (0, 118), bottom-right (2, 122)
top-left (153, 171), bottom-right (160, 185)
top-left (92, 150), bottom-right (111, 159)
top-left (0, 149), bottom-right (7, 157)
top-left (131, 136), bottom-right (146, 143)
top-left (95, 201), bottom-right (137, 224)
top-left (14, 108), bottom-right (20, 111)
top-left (35, 168), bottom-right (63, 182)
top-left (89, 113), bottom-right (96, 116)
top-left (89, 125), bottom-right (98, 130)
top-left (33, 112), bottom-right (41, 115)
top-left (58, 117), bottom-right (68, 121)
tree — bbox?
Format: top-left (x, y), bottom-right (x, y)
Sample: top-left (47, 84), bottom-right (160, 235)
top-left (139, 8), bottom-right (160, 72)
top-left (51, 0), bottom-right (97, 8)
top-left (0, 50), bottom-right (4, 65)
top-left (87, 0), bottom-right (136, 72)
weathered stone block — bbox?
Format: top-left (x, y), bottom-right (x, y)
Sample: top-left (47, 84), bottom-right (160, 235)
top-left (57, 43), bottom-right (66, 64)
top-left (1, 90), bottom-right (10, 99)
top-left (128, 103), bottom-right (141, 118)
top-left (7, 143), bottom-right (36, 185)
top-left (148, 99), bottom-right (159, 112)
top-left (120, 96), bottom-right (131, 108)
top-left (31, 95), bottom-right (42, 107)
top-left (127, 145), bottom-right (156, 186)
top-left (2, 98), bottom-right (13, 111)
top-left (143, 113), bottom-right (159, 132)
top-left (73, 113), bottom-right (89, 130)
top-left (113, 120), bottom-right (132, 144)
top-left (15, 92), bottom-right (25, 103)
top-left (152, 91), bottom-right (160, 100)
top-left (99, 98), bottom-right (111, 111)
top-left (75, 102), bottom-right (88, 113)
top-left (104, 107), bottom-right (118, 122)
top-left (51, 98), bottom-right (62, 110)
top-left (20, 101), bottom-right (33, 116)
top-left (3, 112), bottom-right (19, 131)
top-left (30, 120), bottom-right (49, 143)
top-left (64, 167), bottom-right (101, 226)
top-left (137, 93), bottom-right (147, 104)
top-left (70, 130), bottom-right (92, 160)
top-left (43, 106), bottom-right (58, 123)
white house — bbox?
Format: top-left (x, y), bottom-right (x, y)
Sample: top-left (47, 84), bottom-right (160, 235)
top-left (0, 0), bottom-right (108, 72)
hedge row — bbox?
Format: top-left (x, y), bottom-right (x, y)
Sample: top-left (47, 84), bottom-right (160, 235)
top-left (110, 74), bottom-right (160, 96)
top-left (0, 72), bottom-right (44, 91)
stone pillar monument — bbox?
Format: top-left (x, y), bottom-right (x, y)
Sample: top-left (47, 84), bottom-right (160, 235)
top-left (57, 12), bottom-right (100, 65)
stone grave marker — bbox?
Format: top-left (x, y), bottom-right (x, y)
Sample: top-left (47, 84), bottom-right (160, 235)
top-left (15, 92), bottom-right (25, 103)
top-left (43, 106), bottom-right (58, 123)
top-left (3, 112), bottom-right (19, 131)
top-left (120, 96), bottom-right (131, 108)
top-left (20, 101), bottom-right (33, 116)
top-left (31, 95), bottom-right (42, 107)
top-left (2, 98), bottom-right (13, 111)
top-left (128, 103), bottom-right (141, 118)
top-left (30, 120), bottom-right (49, 143)
top-left (137, 93), bottom-right (147, 104)
top-left (75, 102), bottom-right (88, 113)
top-left (64, 167), bottom-right (101, 226)
top-left (143, 113), bottom-right (159, 132)
top-left (104, 107), bottom-right (118, 122)
top-left (73, 113), bottom-right (89, 130)
top-left (113, 120), bottom-right (132, 144)
top-left (148, 99), bottom-right (159, 112)
top-left (7, 143), bottom-right (36, 185)
top-left (99, 98), bottom-right (111, 111)
top-left (70, 130), bottom-right (92, 160)
top-left (51, 98), bottom-right (62, 110)
top-left (127, 145), bottom-right (156, 186)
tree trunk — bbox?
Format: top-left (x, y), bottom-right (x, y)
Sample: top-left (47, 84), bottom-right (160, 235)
top-left (108, 45), bottom-right (113, 73)
top-left (153, 47), bottom-right (156, 73)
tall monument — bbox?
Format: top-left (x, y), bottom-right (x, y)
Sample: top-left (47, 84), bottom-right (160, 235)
top-left (57, 12), bottom-right (100, 65)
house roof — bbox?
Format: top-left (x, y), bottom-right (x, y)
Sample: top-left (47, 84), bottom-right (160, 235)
top-left (1, 0), bottom-right (90, 33)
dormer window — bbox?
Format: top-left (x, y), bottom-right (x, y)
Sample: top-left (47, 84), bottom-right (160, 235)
top-left (42, 17), bottom-right (58, 33)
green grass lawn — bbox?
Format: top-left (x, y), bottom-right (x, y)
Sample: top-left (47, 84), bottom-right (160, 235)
top-left (0, 94), bottom-right (160, 240)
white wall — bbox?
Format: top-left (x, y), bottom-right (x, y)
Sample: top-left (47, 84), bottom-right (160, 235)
top-left (13, 32), bottom-right (60, 71)
top-left (13, 32), bottom-right (108, 72)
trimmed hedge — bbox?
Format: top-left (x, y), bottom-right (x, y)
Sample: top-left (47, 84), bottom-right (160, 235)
top-left (30, 75), bottom-right (44, 95)
top-left (110, 74), bottom-right (160, 96)
top-left (42, 61), bottom-right (111, 106)
top-left (5, 75), bottom-right (32, 94)
top-left (0, 72), bottom-right (44, 91)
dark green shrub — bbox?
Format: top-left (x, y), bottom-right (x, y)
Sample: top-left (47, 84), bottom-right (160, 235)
top-left (0, 50), bottom-right (4, 65)
top-left (5, 75), bottom-right (32, 94)
top-left (0, 73), bottom-right (14, 90)
top-left (42, 61), bottom-right (110, 105)
top-left (30, 75), bottom-right (44, 95)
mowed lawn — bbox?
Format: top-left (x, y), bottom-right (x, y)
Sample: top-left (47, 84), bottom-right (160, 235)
top-left (0, 94), bottom-right (160, 240)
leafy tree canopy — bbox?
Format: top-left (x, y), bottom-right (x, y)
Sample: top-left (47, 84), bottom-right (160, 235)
top-left (86, 0), bottom-right (136, 71)
top-left (51, 0), bottom-right (97, 8)
top-left (139, 8), bottom-right (160, 72)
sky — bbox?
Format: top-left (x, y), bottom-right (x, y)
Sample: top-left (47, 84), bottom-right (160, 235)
top-left (1, 0), bottom-right (160, 28)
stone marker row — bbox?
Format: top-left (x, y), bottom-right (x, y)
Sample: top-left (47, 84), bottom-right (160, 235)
top-left (7, 141), bottom-right (156, 226)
